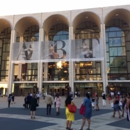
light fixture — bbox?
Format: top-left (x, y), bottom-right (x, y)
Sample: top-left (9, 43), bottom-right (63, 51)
top-left (57, 61), bottom-right (62, 68)
top-left (115, 14), bottom-right (118, 16)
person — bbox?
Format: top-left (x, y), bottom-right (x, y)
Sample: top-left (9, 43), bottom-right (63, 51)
top-left (108, 93), bottom-right (111, 104)
top-left (126, 92), bottom-right (130, 121)
top-left (30, 93), bottom-right (38, 119)
top-left (55, 93), bottom-right (61, 115)
top-left (102, 92), bottom-right (106, 106)
top-left (112, 96), bottom-right (121, 118)
top-left (65, 93), bottom-right (74, 130)
top-left (79, 93), bottom-right (92, 130)
top-left (8, 94), bottom-right (12, 108)
top-left (36, 92), bottom-right (40, 105)
top-left (45, 92), bottom-right (53, 115)
top-left (91, 96), bottom-right (95, 110)
top-left (121, 95), bottom-right (127, 117)
top-left (49, 44), bottom-right (59, 59)
top-left (12, 93), bottom-right (15, 104)
top-left (26, 93), bottom-right (32, 109)
top-left (95, 94), bottom-right (99, 111)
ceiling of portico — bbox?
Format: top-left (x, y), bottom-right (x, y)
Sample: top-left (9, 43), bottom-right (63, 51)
top-left (73, 12), bottom-right (101, 32)
top-left (15, 17), bottom-right (39, 36)
top-left (0, 19), bottom-right (11, 33)
top-left (105, 9), bottom-right (130, 27)
top-left (43, 14), bottom-right (69, 34)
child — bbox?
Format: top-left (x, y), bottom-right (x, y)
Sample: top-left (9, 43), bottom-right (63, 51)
top-left (91, 97), bottom-right (95, 110)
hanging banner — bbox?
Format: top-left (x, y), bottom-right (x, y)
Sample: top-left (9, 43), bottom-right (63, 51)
top-left (13, 42), bottom-right (39, 61)
top-left (41, 40), bottom-right (70, 61)
top-left (71, 38), bottom-right (103, 60)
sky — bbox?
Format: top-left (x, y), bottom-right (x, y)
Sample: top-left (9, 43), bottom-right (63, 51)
top-left (0, 0), bottom-right (130, 16)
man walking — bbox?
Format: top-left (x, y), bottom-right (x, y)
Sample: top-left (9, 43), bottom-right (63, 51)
top-left (102, 91), bottom-right (106, 106)
top-left (45, 92), bottom-right (53, 115)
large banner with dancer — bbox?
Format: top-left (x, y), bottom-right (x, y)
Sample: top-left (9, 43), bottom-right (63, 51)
top-left (41, 40), bottom-right (70, 61)
top-left (13, 42), bottom-right (39, 61)
top-left (71, 38), bottom-right (103, 60)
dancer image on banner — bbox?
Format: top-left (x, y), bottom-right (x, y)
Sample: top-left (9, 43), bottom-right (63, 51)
top-left (49, 43), bottom-right (59, 59)
top-left (17, 43), bottom-right (33, 60)
top-left (80, 39), bottom-right (92, 58)
top-left (42, 41), bottom-right (66, 59)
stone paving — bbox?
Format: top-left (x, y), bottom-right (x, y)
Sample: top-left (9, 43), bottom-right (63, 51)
top-left (0, 97), bottom-right (129, 130)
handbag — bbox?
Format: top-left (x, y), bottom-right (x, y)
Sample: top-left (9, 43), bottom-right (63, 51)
top-left (68, 104), bottom-right (77, 113)
top-left (79, 104), bottom-right (86, 115)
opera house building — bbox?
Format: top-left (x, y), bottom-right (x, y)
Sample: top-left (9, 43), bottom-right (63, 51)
top-left (0, 5), bottom-right (130, 96)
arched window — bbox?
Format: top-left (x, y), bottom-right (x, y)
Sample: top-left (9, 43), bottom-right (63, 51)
top-left (0, 27), bottom-right (11, 81)
top-left (106, 19), bottom-right (130, 80)
top-left (24, 25), bottom-right (39, 42)
top-left (49, 23), bottom-right (68, 41)
top-left (75, 21), bottom-right (100, 39)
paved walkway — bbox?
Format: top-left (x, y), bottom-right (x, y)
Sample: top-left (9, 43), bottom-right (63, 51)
top-left (0, 97), bottom-right (129, 130)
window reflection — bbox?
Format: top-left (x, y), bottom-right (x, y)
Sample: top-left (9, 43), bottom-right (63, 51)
top-left (106, 20), bottom-right (130, 80)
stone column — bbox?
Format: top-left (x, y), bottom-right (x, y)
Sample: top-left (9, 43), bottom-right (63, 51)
top-left (69, 26), bottom-right (74, 92)
top-left (8, 30), bottom-right (16, 94)
top-left (101, 24), bottom-right (108, 93)
top-left (44, 33), bottom-right (49, 82)
top-left (37, 28), bottom-right (44, 93)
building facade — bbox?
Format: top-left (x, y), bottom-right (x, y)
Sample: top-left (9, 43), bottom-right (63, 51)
top-left (0, 5), bottom-right (130, 96)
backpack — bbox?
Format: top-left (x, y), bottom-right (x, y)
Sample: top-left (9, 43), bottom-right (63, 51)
top-left (79, 104), bottom-right (86, 115)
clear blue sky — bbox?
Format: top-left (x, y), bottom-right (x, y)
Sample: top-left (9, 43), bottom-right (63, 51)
top-left (0, 0), bottom-right (130, 16)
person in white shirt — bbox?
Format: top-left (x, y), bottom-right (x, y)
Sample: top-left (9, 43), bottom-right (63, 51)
top-left (36, 92), bottom-right (40, 105)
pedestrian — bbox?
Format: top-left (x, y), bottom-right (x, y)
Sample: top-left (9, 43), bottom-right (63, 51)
top-left (36, 92), bottom-right (40, 105)
top-left (65, 93), bottom-right (75, 130)
top-left (112, 96), bottom-right (121, 118)
top-left (30, 93), bottom-right (38, 119)
top-left (27, 93), bottom-right (32, 109)
top-left (102, 92), bottom-right (106, 106)
top-left (108, 93), bottom-right (111, 104)
top-left (55, 93), bottom-right (61, 115)
top-left (45, 92), bottom-right (53, 115)
top-left (95, 94), bottom-right (99, 111)
top-left (8, 94), bottom-right (12, 108)
top-left (91, 96), bottom-right (95, 110)
top-left (121, 95), bottom-right (127, 117)
top-left (12, 93), bottom-right (15, 104)
top-left (79, 93), bottom-right (92, 130)
top-left (126, 92), bottom-right (130, 121)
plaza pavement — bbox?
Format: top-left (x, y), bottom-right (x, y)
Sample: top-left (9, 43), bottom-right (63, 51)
top-left (0, 96), bottom-right (129, 130)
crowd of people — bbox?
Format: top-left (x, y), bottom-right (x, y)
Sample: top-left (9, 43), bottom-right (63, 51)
top-left (6, 91), bottom-right (130, 130)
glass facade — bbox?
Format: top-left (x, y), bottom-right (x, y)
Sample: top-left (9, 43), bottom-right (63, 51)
top-left (0, 27), bottom-right (11, 81)
top-left (106, 19), bottom-right (130, 80)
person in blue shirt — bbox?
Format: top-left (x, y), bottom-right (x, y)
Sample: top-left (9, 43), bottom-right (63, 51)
top-left (79, 93), bottom-right (92, 130)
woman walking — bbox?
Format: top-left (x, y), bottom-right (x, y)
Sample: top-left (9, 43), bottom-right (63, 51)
top-left (65, 94), bottom-right (75, 130)
top-left (79, 93), bottom-right (92, 130)
top-left (30, 93), bottom-right (38, 119)
top-left (112, 96), bottom-right (121, 118)
top-left (55, 93), bottom-right (61, 115)
top-left (95, 94), bottom-right (99, 111)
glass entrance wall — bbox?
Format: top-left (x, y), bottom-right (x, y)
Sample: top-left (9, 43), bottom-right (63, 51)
top-left (42, 83), bottom-right (69, 96)
top-left (106, 19), bottom-right (130, 80)
top-left (13, 63), bottom-right (38, 81)
top-left (14, 83), bottom-right (38, 96)
top-left (47, 61), bottom-right (69, 81)
top-left (75, 61), bottom-right (102, 81)
top-left (74, 83), bottom-right (103, 96)
top-left (0, 27), bottom-right (11, 82)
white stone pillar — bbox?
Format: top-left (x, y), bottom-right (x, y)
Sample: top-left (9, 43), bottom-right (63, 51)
top-left (37, 28), bottom-right (44, 93)
top-left (43, 33), bottom-right (49, 82)
top-left (69, 26), bottom-right (74, 92)
top-left (8, 30), bottom-right (16, 94)
top-left (101, 24), bottom-right (108, 93)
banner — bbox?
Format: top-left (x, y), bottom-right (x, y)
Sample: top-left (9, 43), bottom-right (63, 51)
top-left (41, 40), bottom-right (70, 61)
top-left (72, 38), bottom-right (103, 60)
top-left (13, 42), bottom-right (39, 61)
